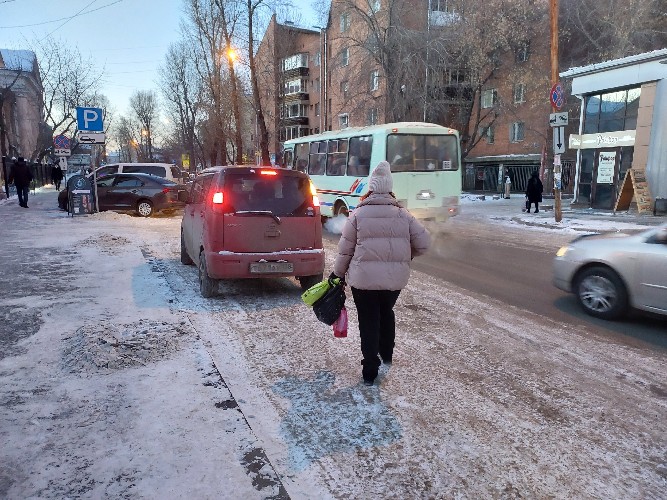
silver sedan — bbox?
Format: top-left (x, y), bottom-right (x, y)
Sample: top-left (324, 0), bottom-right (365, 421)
top-left (553, 223), bottom-right (667, 320)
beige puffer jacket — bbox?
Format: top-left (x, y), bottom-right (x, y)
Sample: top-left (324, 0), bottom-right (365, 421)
top-left (333, 193), bottom-right (431, 290)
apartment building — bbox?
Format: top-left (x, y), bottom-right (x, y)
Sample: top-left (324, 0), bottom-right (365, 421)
top-left (0, 49), bottom-right (45, 161)
top-left (257, 1), bottom-right (557, 193)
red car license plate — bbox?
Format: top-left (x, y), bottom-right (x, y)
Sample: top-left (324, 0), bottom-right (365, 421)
top-left (250, 262), bottom-right (293, 274)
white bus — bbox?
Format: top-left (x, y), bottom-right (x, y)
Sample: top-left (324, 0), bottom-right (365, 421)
top-left (282, 122), bottom-right (461, 221)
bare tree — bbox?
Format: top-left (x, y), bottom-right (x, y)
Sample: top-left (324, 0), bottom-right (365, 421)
top-left (185, 0), bottom-right (232, 165)
top-left (129, 90), bottom-right (159, 161)
top-left (159, 41), bottom-right (204, 170)
top-left (560, 0), bottom-right (667, 66)
top-left (34, 40), bottom-right (106, 161)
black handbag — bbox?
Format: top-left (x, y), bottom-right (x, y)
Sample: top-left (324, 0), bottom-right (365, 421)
top-left (312, 279), bottom-right (346, 325)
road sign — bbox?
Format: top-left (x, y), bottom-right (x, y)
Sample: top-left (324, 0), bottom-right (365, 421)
top-left (549, 112), bottom-right (568, 127)
top-left (550, 82), bottom-right (565, 110)
top-left (553, 126), bottom-right (566, 154)
top-left (77, 132), bottom-right (106, 144)
top-left (54, 148), bottom-right (71, 156)
top-left (181, 154), bottom-right (190, 168)
top-left (76, 107), bottom-right (104, 131)
top-left (53, 134), bottom-right (71, 149)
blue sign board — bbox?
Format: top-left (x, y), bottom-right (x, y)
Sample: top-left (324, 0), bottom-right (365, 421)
top-left (76, 107), bottom-right (104, 131)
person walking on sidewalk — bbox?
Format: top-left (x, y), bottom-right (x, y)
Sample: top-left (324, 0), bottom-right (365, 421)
top-left (51, 162), bottom-right (64, 191)
top-left (8, 157), bottom-right (33, 208)
top-left (332, 161), bottom-right (431, 386)
top-left (525, 170), bottom-right (543, 213)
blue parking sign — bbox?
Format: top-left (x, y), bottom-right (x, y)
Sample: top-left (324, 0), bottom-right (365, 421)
top-left (76, 107), bottom-right (104, 131)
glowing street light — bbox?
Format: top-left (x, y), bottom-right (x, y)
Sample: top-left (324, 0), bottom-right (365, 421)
top-left (227, 48), bottom-right (238, 62)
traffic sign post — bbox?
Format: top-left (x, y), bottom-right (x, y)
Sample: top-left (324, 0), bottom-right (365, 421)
top-left (76, 107), bottom-right (104, 131)
top-left (552, 126), bottom-right (566, 155)
top-left (550, 82), bottom-right (565, 110)
top-left (77, 132), bottom-right (106, 144)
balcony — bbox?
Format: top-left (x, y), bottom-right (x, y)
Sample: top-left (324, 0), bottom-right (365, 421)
top-left (283, 116), bottom-right (309, 126)
top-left (283, 66), bottom-right (310, 79)
top-left (282, 92), bottom-right (309, 102)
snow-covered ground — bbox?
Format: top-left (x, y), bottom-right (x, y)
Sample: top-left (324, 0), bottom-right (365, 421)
top-left (1, 190), bottom-right (665, 498)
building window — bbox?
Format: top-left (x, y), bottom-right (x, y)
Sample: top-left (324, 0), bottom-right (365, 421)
top-left (282, 53), bottom-right (308, 71)
top-left (584, 87), bottom-right (641, 134)
top-left (284, 79), bottom-right (306, 95)
top-left (367, 108), bottom-right (379, 125)
top-left (485, 125), bottom-right (495, 144)
top-left (430, 0), bottom-right (459, 25)
top-left (315, 102), bottom-right (320, 116)
top-left (370, 70), bottom-right (379, 91)
top-left (340, 12), bottom-right (350, 32)
top-left (515, 41), bottom-right (530, 62)
top-left (341, 80), bottom-right (349, 98)
top-left (315, 51), bottom-right (321, 67)
top-left (481, 89), bottom-right (497, 108)
top-left (513, 83), bottom-right (525, 104)
top-left (510, 122), bottom-right (525, 142)
top-left (339, 113), bottom-right (349, 129)
top-left (314, 77), bottom-right (320, 93)
top-left (341, 47), bottom-right (349, 66)
top-left (370, 0), bottom-right (381, 12)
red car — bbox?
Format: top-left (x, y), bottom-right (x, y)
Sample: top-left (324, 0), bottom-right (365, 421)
top-left (179, 166), bottom-right (325, 297)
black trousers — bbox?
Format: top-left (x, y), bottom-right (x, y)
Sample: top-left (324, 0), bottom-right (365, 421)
top-left (526, 200), bottom-right (539, 212)
top-left (16, 185), bottom-right (29, 207)
top-left (351, 287), bottom-right (401, 380)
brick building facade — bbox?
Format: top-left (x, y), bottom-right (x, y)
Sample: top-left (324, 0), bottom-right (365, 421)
top-left (256, 1), bottom-right (560, 194)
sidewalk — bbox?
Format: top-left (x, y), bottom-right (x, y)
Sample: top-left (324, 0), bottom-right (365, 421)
top-left (461, 192), bottom-right (665, 232)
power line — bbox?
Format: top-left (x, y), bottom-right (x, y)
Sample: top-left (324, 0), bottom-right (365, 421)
top-left (1, 0), bottom-right (125, 29)
top-left (42, 0), bottom-right (100, 40)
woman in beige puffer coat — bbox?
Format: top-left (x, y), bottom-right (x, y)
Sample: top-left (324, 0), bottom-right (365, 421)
top-left (333, 161), bottom-right (431, 386)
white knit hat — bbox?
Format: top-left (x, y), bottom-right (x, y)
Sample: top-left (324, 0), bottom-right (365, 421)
top-left (368, 161), bottom-right (393, 193)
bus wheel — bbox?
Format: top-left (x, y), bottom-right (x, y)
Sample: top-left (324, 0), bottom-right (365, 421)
top-left (335, 203), bottom-right (349, 217)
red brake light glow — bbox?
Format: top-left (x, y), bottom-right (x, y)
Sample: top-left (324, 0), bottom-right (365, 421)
top-left (260, 170), bottom-right (277, 176)
top-left (212, 192), bottom-right (224, 204)
top-left (312, 195), bottom-right (320, 207)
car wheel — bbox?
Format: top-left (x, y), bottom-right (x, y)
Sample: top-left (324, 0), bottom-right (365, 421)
top-left (299, 273), bottom-right (324, 291)
top-left (180, 232), bottom-right (193, 265)
top-left (137, 200), bottom-right (153, 217)
top-left (335, 203), bottom-right (349, 217)
top-left (199, 252), bottom-right (218, 298)
top-left (575, 266), bottom-right (628, 320)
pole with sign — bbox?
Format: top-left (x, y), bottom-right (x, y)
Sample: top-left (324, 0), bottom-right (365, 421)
top-left (76, 106), bottom-right (105, 213)
top-left (549, 0), bottom-right (562, 222)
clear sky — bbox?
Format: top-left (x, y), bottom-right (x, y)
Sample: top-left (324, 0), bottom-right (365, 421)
top-left (0, 0), bottom-right (319, 118)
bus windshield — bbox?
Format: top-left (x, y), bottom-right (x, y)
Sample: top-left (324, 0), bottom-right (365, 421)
top-left (387, 134), bottom-right (459, 172)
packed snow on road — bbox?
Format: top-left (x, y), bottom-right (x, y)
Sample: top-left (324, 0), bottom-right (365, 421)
top-left (1, 200), bottom-right (665, 498)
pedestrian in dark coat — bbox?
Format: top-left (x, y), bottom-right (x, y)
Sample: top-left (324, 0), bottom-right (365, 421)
top-left (51, 163), bottom-right (64, 191)
top-left (8, 157), bottom-right (33, 208)
top-left (332, 161), bottom-right (431, 386)
top-left (525, 170), bottom-right (543, 213)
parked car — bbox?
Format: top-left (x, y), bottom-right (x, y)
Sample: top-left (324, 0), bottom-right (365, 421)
top-left (89, 163), bottom-right (187, 183)
top-left (58, 173), bottom-right (186, 217)
top-left (553, 223), bottom-right (667, 319)
top-left (179, 166), bottom-right (325, 298)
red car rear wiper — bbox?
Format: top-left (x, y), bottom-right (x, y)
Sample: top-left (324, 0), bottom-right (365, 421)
top-left (234, 210), bottom-right (281, 224)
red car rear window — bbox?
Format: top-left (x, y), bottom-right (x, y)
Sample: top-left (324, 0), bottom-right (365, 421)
top-left (222, 172), bottom-right (312, 216)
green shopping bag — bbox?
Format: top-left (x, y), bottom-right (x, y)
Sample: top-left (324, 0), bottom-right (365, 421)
top-left (301, 278), bottom-right (341, 306)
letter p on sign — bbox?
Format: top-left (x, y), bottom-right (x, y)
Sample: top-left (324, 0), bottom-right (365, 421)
top-left (76, 107), bottom-right (104, 131)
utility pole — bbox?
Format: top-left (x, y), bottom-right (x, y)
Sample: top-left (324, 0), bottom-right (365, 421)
top-left (550, 0), bottom-right (563, 222)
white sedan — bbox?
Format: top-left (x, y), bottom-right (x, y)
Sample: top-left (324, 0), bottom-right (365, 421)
top-left (553, 223), bottom-right (667, 320)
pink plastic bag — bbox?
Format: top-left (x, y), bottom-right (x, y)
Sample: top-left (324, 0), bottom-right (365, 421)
top-left (332, 306), bottom-right (348, 338)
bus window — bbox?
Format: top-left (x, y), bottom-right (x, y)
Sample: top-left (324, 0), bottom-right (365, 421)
top-left (348, 136), bottom-right (372, 176)
top-left (327, 139), bottom-right (347, 176)
top-left (295, 143), bottom-right (309, 172)
top-left (283, 149), bottom-right (294, 169)
top-left (308, 141), bottom-right (326, 175)
top-left (388, 134), bottom-right (459, 172)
